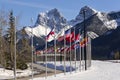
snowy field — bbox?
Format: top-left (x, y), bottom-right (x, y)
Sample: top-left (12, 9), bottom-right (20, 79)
top-left (0, 60), bottom-right (120, 80)
top-left (0, 67), bottom-right (32, 79)
top-left (31, 60), bottom-right (120, 80)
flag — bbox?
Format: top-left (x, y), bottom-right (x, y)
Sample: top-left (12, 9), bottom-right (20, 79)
top-left (65, 29), bottom-right (71, 38)
top-left (74, 34), bottom-right (80, 43)
top-left (46, 28), bottom-right (55, 42)
top-left (58, 46), bottom-right (69, 52)
top-left (66, 47), bottom-right (70, 52)
top-left (70, 31), bottom-right (75, 42)
top-left (71, 44), bottom-right (75, 50)
top-left (47, 47), bottom-right (54, 53)
top-left (57, 29), bottom-right (64, 42)
top-left (57, 47), bottom-right (64, 52)
top-left (57, 36), bottom-right (64, 42)
top-left (80, 37), bottom-right (88, 47)
top-left (69, 43), bottom-right (79, 50)
top-left (44, 47), bottom-right (54, 54)
top-left (74, 43), bottom-right (80, 49)
top-left (65, 29), bottom-right (75, 42)
top-left (35, 50), bottom-right (43, 54)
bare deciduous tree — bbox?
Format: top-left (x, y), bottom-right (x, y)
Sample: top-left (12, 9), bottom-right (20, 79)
top-left (0, 8), bottom-right (8, 67)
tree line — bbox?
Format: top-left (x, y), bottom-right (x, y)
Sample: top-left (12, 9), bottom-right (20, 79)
top-left (0, 9), bottom-right (32, 70)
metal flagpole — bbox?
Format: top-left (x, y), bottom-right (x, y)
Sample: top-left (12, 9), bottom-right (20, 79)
top-left (87, 35), bottom-right (91, 68)
top-left (81, 31), bottom-right (85, 71)
top-left (45, 25), bottom-right (48, 79)
top-left (74, 27), bottom-right (77, 72)
top-left (83, 9), bottom-right (87, 70)
top-left (86, 34), bottom-right (88, 69)
top-left (79, 29), bottom-right (81, 72)
top-left (70, 28), bottom-right (72, 74)
top-left (14, 16), bottom-right (16, 80)
top-left (54, 26), bottom-right (57, 77)
top-left (31, 18), bottom-right (34, 80)
top-left (64, 26), bottom-right (66, 75)
top-left (81, 38), bottom-right (85, 70)
top-left (89, 37), bottom-right (92, 67)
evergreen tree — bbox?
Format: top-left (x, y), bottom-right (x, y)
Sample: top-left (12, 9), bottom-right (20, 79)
top-left (4, 11), bottom-right (16, 69)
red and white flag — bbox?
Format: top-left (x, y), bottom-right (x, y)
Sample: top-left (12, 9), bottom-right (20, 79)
top-left (46, 28), bottom-right (55, 42)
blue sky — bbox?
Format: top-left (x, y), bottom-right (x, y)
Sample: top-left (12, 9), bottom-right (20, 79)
top-left (0, 0), bottom-right (120, 29)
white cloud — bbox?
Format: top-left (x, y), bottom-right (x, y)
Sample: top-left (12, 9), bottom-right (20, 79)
top-left (1, 0), bottom-right (52, 9)
top-left (1, 0), bottom-right (75, 13)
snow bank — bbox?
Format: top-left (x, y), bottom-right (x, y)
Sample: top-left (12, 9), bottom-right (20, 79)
top-left (0, 68), bottom-right (32, 79)
top-left (0, 68), bottom-right (14, 79)
top-left (31, 60), bottom-right (120, 80)
top-left (1, 60), bottom-right (120, 80)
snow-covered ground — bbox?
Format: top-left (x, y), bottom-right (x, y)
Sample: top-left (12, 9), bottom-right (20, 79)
top-left (31, 60), bottom-right (120, 80)
top-left (0, 67), bottom-right (32, 79)
top-left (0, 60), bottom-right (120, 80)
top-left (36, 61), bottom-right (83, 72)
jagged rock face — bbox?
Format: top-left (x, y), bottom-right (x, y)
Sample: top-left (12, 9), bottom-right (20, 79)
top-left (35, 8), bottom-right (67, 33)
top-left (74, 13), bottom-right (110, 36)
top-left (69, 6), bottom-right (97, 26)
top-left (76, 6), bottom-right (97, 21)
top-left (19, 8), bottom-right (70, 47)
top-left (73, 6), bottom-right (118, 38)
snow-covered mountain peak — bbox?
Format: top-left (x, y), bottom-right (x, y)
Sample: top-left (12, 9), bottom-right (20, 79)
top-left (25, 25), bottom-right (51, 37)
top-left (47, 8), bottom-right (61, 17)
top-left (81, 6), bottom-right (97, 13)
top-left (76, 6), bottom-right (97, 20)
top-left (68, 6), bottom-right (98, 26)
top-left (35, 8), bottom-right (68, 33)
top-left (96, 12), bottom-right (118, 30)
top-left (18, 6), bottom-right (120, 47)
top-left (24, 8), bottom-right (71, 39)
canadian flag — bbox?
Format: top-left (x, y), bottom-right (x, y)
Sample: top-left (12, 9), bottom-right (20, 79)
top-left (46, 28), bottom-right (55, 42)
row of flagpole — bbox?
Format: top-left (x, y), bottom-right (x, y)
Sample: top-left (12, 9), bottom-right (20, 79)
top-left (29, 19), bottom-right (88, 79)
top-left (12, 23), bottom-right (91, 80)
top-left (13, 12), bottom-right (91, 80)
top-left (11, 10), bottom-right (91, 80)
top-left (10, 8), bottom-right (92, 80)
top-left (44, 25), bottom-right (88, 76)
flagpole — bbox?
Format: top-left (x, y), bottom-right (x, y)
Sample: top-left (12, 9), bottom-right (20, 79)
top-left (70, 28), bottom-right (72, 74)
top-left (81, 31), bottom-right (85, 71)
top-left (31, 18), bottom-right (34, 80)
top-left (63, 26), bottom-right (66, 75)
top-left (86, 34), bottom-right (88, 69)
top-left (54, 26), bottom-right (57, 77)
top-left (14, 16), bottom-right (16, 80)
top-left (81, 41), bottom-right (83, 70)
top-left (45, 25), bottom-right (48, 79)
top-left (79, 29), bottom-right (81, 72)
top-left (87, 34), bottom-right (91, 68)
top-left (89, 37), bottom-right (92, 67)
top-left (74, 27), bottom-right (77, 72)
top-left (83, 9), bottom-right (87, 70)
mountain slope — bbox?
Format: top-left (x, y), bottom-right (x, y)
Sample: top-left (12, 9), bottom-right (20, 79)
top-left (92, 26), bottom-right (120, 59)
top-left (69, 6), bottom-right (98, 26)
